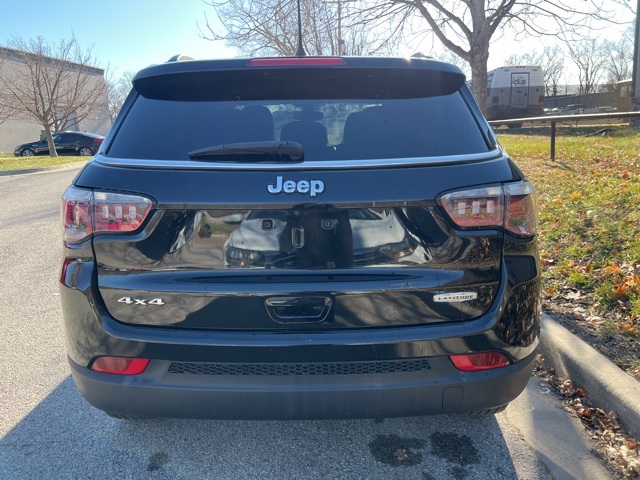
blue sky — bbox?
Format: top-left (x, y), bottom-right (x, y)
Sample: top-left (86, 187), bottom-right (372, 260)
top-left (0, 0), bottom-right (236, 75)
top-left (1, 0), bottom-right (635, 82)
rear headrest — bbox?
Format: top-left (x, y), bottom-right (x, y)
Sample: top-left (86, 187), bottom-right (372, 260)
top-left (280, 121), bottom-right (328, 150)
top-left (239, 106), bottom-right (274, 141)
top-left (341, 109), bottom-right (390, 158)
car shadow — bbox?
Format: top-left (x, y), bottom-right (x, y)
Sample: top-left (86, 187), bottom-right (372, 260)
top-left (0, 376), bottom-right (548, 480)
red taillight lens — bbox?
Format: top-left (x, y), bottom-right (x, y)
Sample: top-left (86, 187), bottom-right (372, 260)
top-left (62, 187), bottom-right (153, 243)
top-left (62, 187), bottom-right (92, 243)
top-left (248, 57), bottom-right (346, 67)
top-left (449, 352), bottom-right (511, 371)
top-left (504, 182), bottom-right (537, 236)
top-left (92, 191), bottom-right (153, 233)
top-left (60, 257), bottom-right (75, 284)
top-left (438, 181), bottom-right (537, 237)
top-left (91, 357), bottom-right (150, 375)
top-left (439, 186), bottom-right (504, 228)
top-left (93, 138), bottom-right (103, 144)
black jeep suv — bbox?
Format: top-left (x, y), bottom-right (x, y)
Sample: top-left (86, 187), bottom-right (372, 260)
top-left (60, 56), bottom-right (540, 419)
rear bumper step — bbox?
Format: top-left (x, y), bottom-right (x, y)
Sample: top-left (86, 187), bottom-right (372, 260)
top-left (69, 351), bottom-right (536, 420)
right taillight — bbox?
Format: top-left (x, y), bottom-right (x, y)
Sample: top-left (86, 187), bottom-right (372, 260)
top-left (439, 181), bottom-right (537, 237)
top-left (62, 186), bottom-right (154, 244)
top-left (449, 352), bottom-right (511, 371)
top-left (504, 182), bottom-right (537, 237)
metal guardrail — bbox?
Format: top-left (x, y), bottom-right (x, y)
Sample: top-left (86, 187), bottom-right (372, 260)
top-left (488, 111), bottom-right (640, 160)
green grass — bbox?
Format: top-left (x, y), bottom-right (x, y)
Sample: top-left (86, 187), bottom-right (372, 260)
top-left (0, 153), bottom-right (85, 172)
top-left (498, 126), bottom-right (640, 340)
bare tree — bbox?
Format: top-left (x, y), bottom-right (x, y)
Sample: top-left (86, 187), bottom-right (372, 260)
top-left (106, 70), bottom-right (135, 123)
top-left (603, 26), bottom-right (634, 84)
top-left (566, 38), bottom-right (608, 94)
top-left (0, 36), bottom-right (107, 157)
top-left (352, 0), bottom-right (628, 115)
top-left (506, 46), bottom-right (564, 96)
top-left (505, 50), bottom-right (544, 67)
top-left (199, 0), bottom-right (400, 57)
top-left (541, 46), bottom-right (565, 97)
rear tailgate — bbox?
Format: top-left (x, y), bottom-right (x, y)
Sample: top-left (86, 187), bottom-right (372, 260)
top-left (80, 161), bottom-right (513, 330)
top-left (77, 57), bottom-right (515, 331)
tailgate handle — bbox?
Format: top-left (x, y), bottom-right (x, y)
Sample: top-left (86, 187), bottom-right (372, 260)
top-left (265, 296), bottom-right (332, 323)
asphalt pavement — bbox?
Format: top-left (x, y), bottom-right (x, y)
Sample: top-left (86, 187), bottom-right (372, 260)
top-left (0, 167), bottom-right (618, 479)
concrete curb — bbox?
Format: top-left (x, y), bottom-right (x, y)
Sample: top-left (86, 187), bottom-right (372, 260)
top-left (0, 160), bottom-right (87, 177)
top-left (539, 313), bottom-right (640, 439)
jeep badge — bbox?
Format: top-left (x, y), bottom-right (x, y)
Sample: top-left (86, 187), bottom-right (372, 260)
top-left (267, 176), bottom-right (325, 197)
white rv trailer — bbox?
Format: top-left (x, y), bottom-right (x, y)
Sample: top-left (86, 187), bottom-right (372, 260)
top-left (485, 66), bottom-right (545, 124)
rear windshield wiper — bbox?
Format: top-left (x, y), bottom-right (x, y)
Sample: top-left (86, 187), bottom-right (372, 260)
top-left (188, 141), bottom-right (304, 163)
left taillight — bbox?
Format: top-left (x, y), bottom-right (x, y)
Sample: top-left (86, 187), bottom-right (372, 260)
top-left (62, 186), bottom-right (153, 244)
top-left (62, 187), bottom-right (93, 243)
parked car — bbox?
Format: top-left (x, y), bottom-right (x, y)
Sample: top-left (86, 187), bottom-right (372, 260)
top-left (60, 55), bottom-right (540, 420)
top-left (14, 131), bottom-right (104, 157)
top-left (559, 104), bottom-right (586, 115)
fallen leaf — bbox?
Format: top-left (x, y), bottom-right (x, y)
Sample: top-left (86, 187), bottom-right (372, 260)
top-left (559, 380), bottom-right (576, 397)
top-left (625, 441), bottom-right (639, 450)
top-left (579, 410), bottom-right (593, 420)
top-left (614, 285), bottom-right (628, 299)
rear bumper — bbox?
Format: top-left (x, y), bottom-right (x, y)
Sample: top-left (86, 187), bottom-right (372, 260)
top-left (69, 350), bottom-right (536, 419)
top-left (62, 242), bottom-right (540, 419)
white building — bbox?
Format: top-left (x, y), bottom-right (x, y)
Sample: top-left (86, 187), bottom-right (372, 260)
top-left (0, 46), bottom-right (111, 154)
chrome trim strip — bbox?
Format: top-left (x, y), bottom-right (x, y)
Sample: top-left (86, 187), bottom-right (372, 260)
top-left (433, 292), bottom-right (478, 303)
top-left (93, 149), bottom-right (504, 171)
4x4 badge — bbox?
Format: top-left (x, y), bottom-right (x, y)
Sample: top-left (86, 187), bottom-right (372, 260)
top-left (117, 296), bottom-right (165, 306)
top-left (267, 176), bottom-right (325, 197)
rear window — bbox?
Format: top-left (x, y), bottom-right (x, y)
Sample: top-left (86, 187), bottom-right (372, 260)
top-left (109, 95), bottom-right (489, 161)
